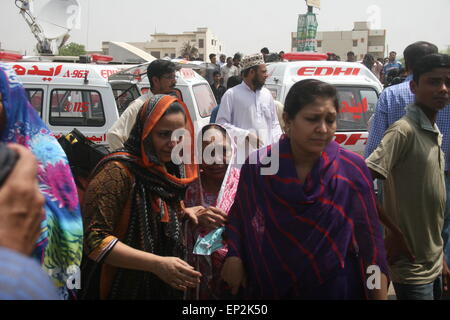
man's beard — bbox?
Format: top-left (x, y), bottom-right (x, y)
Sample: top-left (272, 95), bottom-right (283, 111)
top-left (252, 76), bottom-right (265, 90)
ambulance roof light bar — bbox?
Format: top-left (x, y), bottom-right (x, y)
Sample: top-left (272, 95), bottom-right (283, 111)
top-left (90, 54), bottom-right (114, 64)
top-left (282, 52), bottom-right (328, 61)
top-left (0, 51), bottom-right (24, 61)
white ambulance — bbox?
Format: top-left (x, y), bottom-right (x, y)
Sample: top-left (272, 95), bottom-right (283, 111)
top-left (266, 55), bottom-right (383, 156)
top-left (2, 53), bottom-right (132, 144)
top-left (2, 53), bottom-right (216, 146)
top-left (108, 62), bottom-right (216, 136)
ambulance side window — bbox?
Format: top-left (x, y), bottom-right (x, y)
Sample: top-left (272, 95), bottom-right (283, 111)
top-left (336, 87), bottom-right (378, 131)
top-left (25, 89), bottom-right (43, 117)
top-left (192, 84), bottom-right (216, 118)
top-left (49, 89), bottom-right (105, 127)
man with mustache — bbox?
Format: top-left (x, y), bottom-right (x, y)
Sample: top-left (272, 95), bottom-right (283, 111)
top-left (216, 53), bottom-right (282, 151)
top-left (107, 59), bottom-right (178, 151)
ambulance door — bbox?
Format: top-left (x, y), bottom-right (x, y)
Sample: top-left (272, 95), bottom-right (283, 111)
top-left (46, 85), bottom-right (113, 145)
top-left (23, 84), bottom-right (47, 122)
top-left (334, 85), bottom-right (379, 156)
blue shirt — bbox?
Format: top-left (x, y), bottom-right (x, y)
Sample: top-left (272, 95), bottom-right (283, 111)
top-left (210, 105), bottom-right (220, 123)
top-left (365, 75), bottom-right (450, 171)
top-left (383, 61), bottom-right (403, 75)
top-left (0, 247), bottom-right (60, 300)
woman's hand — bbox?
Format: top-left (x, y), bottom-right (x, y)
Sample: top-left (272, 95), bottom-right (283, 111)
top-left (182, 205), bottom-right (205, 225)
top-left (221, 256), bottom-right (246, 295)
top-left (197, 207), bottom-right (227, 231)
top-left (153, 256), bottom-right (202, 291)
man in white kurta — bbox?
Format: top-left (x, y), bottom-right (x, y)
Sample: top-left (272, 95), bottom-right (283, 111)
top-left (216, 53), bottom-right (282, 148)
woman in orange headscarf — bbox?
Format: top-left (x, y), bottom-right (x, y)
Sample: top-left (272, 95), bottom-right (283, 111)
top-left (81, 94), bottom-right (201, 300)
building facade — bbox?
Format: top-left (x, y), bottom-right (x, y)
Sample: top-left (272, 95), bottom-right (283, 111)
top-left (292, 21), bottom-right (386, 60)
top-left (130, 27), bottom-right (224, 61)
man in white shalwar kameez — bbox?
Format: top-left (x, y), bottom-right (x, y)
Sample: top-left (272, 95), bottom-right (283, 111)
top-left (216, 53), bottom-right (282, 151)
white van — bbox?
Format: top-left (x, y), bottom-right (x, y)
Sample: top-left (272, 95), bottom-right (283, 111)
top-left (266, 60), bottom-right (383, 156)
top-left (109, 62), bottom-right (216, 136)
top-left (5, 58), bottom-right (128, 144)
top-left (3, 55), bottom-right (216, 146)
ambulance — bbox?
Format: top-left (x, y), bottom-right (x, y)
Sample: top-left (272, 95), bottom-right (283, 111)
top-left (108, 61), bottom-right (216, 136)
top-left (1, 53), bottom-right (216, 146)
top-left (266, 53), bottom-right (383, 156)
top-left (1, 53), bottom-right (133, 144)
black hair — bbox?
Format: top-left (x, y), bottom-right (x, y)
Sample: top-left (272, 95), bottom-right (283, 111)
top-left (347, 51), bottom-right (355, 56)
top-left (390, 51), bottom-right (397, 55)
top-left (261, 47), bottom-right (269, 55)
top-left (162, 101), bottom-right (186, 119)
top-left (147, 59), bottom-right (177, 88)
top-left (233, 53), bottom-right (242, 60)
top-left (284, 79), bottom-right (339, 119)
top-left (201, 123), bottom-right (226, 137)
top-left (403, 41), bottom-right (438, 72)
top-left (362, 54), bottom-right (375, 69)
top-left (413, 53), bottom-right (450, 83)
top-left (213, 70), bottom-right (221, 77)
top-left (242, 65), bottom-right (259, 78)
top-left (226, 76), bottom-right (242, 89)
top-left (209, 53), bottom-right (216, 60)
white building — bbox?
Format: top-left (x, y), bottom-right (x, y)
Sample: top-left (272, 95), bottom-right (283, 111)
top-left (130, 27), bottom-right (224, 61)
top-left (292, 21), bottom-right (386, 60)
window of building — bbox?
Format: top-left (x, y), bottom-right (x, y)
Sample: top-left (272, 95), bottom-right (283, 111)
top-left (171, 40), bottom-right (178, 42)
top-left (335, 86), bottom-right (378, 131)
top-left (353, 40), bottom-right (358, 47)
top-left (25, 89), bottom-right (43, 117)
top-left (49, 90), bottom-right (105, 127)
top-left (199, 54), bottom-right (204, 60)
top-left (151, 51), bottom-right (161, 59)
top-left (171, 53), bottom-right (176, 59)
top-left (199, 39), bottom-right (204, 48)
top-left (192, 84), bottom-right (216, 118)
top-left (317, 40), bottom-right (322, 47)
top-left (361, 38), bottom-right (365, 43)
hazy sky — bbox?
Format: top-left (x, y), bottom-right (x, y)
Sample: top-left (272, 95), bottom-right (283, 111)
top-left (1, 0), bottom-right (449, 57)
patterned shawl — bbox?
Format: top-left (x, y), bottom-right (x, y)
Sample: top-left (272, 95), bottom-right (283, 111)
top-left (184, 124), bottom-right (241, 299)
top-left (224, 135), bottom-right (388, 299)
top-left (85, 94), bottom-right (198, 299)
top-left (0, 63), bottom-right (83, 297)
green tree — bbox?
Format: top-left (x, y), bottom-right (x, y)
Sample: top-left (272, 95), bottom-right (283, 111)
top-left (58, 42), bottom-right (86, 56)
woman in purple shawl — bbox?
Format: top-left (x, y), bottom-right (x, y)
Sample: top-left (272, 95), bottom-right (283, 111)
top-left (221, 79), bottom-right (389, 300)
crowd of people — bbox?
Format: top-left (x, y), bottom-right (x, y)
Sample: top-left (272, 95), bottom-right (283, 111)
top-left (329, 49), bottom-right (407, 87)
top-left (0, 40), bottom-right (449, 301)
